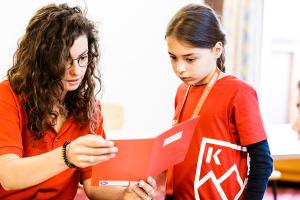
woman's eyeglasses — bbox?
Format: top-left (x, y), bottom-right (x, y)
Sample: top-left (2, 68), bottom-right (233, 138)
top-left (66, 53), bottom-right (91, 69)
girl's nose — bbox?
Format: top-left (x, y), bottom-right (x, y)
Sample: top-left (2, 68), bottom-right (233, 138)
top-left (176, 63), bottom-right (186, 76)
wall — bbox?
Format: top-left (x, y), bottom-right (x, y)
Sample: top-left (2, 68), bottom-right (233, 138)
top-left (260, 0), bottom-right (300, 124)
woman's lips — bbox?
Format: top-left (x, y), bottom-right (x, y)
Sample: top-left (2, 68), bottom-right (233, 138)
top-left (67, 79), bottom-right (80, 85)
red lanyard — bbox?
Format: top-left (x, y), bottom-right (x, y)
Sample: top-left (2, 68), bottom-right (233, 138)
top-left (172, 67), bottom-right (221, 125)
top-left (166, 67), bottom-right (221, 196)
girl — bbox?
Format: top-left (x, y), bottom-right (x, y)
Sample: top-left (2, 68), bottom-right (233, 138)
top-left (0, 4), bottom-right (155, 200)
top-left (165, 3), bottom-right (273, 200)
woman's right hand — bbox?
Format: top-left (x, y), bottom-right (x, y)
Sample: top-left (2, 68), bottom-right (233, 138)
top-left (122, 177), bottom-right (157, 200)
top-left (66, 134), bottom-right (118, 168)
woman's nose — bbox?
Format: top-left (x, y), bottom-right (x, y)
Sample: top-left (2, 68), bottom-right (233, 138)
top-left (68, 63), bottom-right (81, 74)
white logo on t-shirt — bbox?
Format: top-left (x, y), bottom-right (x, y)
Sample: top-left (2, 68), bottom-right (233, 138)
top-left (194, 137), bottom-right (248, 200)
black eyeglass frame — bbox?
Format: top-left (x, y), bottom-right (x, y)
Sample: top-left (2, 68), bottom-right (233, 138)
top-left (66, 53), bottom-right (92, 69)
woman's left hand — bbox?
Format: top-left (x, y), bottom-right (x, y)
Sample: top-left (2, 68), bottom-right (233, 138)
top-left (123, 177), bottom-right (157, 200)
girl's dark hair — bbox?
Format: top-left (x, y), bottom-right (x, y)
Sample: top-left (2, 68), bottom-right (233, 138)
top-left (7, 3), bottom-right (101, 139)
top-left (166, 3), bottom-right (226, 72)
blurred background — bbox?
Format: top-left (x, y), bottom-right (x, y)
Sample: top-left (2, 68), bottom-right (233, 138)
top-left (0, 0), bottom-right (300, 199)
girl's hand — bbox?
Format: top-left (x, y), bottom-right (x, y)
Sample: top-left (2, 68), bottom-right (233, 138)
top-left (67, 134), bottom-right (118, 168)
top-left (123, 177), bottom-right (157, 200)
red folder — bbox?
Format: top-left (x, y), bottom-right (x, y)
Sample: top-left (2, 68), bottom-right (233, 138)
top-left (91, 117), bottom-right (199, 186)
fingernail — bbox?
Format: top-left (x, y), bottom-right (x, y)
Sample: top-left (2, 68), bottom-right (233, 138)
top-left (138, 180), bottom-right (145, 187)
top-left (131, 181), bottom-right (139, 186)
top-left (113, 147), bottom-right (118, 152)
top-left (97, 136), bottom-right (105, 141)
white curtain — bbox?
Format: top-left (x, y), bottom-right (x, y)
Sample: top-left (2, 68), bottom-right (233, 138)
top-left (222, 0), bottom-right (264, 90)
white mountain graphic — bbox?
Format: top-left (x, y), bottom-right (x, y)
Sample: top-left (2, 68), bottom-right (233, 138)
top-left (195, 164), bottom-right (246, 200)
top-left (194, 138), bottom-right (248, 200)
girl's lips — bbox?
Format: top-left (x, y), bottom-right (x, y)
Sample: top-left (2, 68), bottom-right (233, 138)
top-left (180, 77), bottom-right (192, 81)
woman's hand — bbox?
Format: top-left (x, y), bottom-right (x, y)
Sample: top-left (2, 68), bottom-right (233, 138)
top-left (123, 177), bottom-right (157, 200)
top-left (67, 134), bottom-right (118, 168)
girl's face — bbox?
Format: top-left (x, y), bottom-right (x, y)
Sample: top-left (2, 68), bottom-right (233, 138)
top-left (62, 35), bottom-right (89, 97)
top-left (166, 36), bottom-right (222, 86)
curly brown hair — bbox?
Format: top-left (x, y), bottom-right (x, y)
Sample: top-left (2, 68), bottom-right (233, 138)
top-left (7, 4), bottom-right (101, 139)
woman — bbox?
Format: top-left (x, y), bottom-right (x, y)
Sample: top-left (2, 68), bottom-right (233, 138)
top-left (0, 3), bottom-right (155, 200)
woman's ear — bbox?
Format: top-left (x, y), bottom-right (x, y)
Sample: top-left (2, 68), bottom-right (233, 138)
top-left (213, 41), bottom-right (223, 58)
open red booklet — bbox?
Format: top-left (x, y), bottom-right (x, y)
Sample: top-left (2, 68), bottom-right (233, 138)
top-left (91, 117), bottom-right (199, 186)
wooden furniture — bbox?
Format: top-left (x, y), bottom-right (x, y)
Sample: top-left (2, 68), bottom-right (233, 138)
top-left (101, 103), bottom-right (124, 130)
top-left (269, 170), bottom-right (282, 200)
top-left (267, 124), bottom-right (300, 183)
top-left (273, 159), bottom-right (300, 183)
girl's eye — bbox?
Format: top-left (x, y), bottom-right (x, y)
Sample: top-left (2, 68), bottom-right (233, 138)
top-left (186, 58), bottom-right (195, 62)
top-left (169, 56), bottom-right (177, 60)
